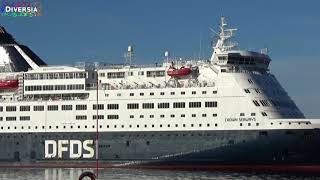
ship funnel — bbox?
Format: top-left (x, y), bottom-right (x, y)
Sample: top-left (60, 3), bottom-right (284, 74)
top-left (0, 26), bottom-right (46, 72)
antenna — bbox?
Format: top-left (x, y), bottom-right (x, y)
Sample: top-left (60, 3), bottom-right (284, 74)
top-left (124, 45), bottom-right (134, 65)
top-left (215, 16), bottom-right (238, 51)
top-left (164, 51), bottom-right (170, 63)
top-left (198, 32), bottom-right (202, 60)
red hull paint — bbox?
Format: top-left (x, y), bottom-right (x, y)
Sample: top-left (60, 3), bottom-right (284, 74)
top-left (0, 80), bottom-right (18, 89)
top-left (0, 163), bottom-right (320, 173)
top-left (167, 67), bottom-right (192, 77)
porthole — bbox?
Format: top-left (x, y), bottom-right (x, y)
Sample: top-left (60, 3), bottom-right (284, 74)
top-left (191, 124), bottom-right (194, 127)
top-left (175, 124), bottom-right (178, 127)
top-left (207, 124), bottom-right (210, 127)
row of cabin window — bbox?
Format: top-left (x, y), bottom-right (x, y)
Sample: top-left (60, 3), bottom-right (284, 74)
top-left (128, 101), bottom-right (217, 109)
top-left (106, 123), bottom-right (219, 129)
top-left (0, 116), bottom-right (30, 121)
top-left (1, 104), bottom-right (116, 112)
top-left (0, 101), bottom-right (216, 112)
top-left (0, 122), bottom-right (220, 131)
top-left (253, 99), bottom-right (295, 109)
top-left (0, 125), bottom-right (102, 130)
top-left (78, 113), bottom-right (219, 121)
top-left (240, 113), bottom-right (256, 117)
top-left (24, 72), bottom-right (87, 80)
top-left (103, 71), bottom-right (166, 79)
top-left (130, 113), bottom-right (218, 119)
top-left (25, 84), bottom-right (84, 91)
top-left (244, 88), bottom-right (261, 94)
top-left (0, 102), bottom-right (216, 112)
top-left (1, 121), bottom-right (309, 131)
top-left (129, 90), bottom-right (218, 97)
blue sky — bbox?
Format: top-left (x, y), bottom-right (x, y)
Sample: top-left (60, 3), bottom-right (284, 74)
top-left (1, 0), bottom-right (320, 117)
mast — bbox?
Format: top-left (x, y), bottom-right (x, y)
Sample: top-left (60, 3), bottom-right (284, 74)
top-left (210, 17), bottom-right (238, 64)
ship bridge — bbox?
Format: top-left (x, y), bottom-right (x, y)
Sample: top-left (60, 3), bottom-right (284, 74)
top-left (214, 50), bottom-right (271, 72)
top-left (210, 17), bottom-right (271, 72)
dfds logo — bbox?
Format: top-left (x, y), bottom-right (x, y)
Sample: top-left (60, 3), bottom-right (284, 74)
top-left (45, 140), bottom-right (95, 159)
top-left (0, 0), bottom-right (42, 17)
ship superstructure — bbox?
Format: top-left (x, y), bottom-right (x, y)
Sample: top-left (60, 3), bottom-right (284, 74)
top-left (0, 18), bottom-right (319, 169)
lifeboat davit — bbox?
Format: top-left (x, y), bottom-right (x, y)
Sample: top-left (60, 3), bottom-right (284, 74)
top-left (0, 79), bottom-right (18, 89)
top-left (167, 66), bottom-right (192, 77)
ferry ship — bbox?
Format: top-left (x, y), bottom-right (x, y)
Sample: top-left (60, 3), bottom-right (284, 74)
top-left (0, 17), bottom-right (320, 172)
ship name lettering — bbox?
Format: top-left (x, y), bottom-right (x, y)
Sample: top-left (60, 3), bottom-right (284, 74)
top-left (225, 118), bottom-right (256, 122)
top-left (45, 140), bottom-right (94, 159)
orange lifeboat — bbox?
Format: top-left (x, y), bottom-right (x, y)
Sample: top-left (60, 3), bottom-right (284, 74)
top-left (167, 66), bottom-right (192, 77)
top-left (0, 79), bottom-right (18, 89)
